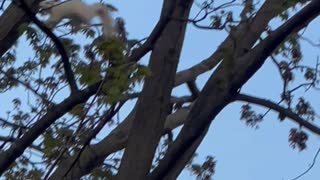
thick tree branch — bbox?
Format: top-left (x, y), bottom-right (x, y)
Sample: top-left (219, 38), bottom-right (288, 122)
top-left (236, 94), bottom-right (320, 135)
top-left (150, 1), bottom-right (320, 179)
top-left (127, 0), bottom-right (175, 63)
top-left (49, 106), bottom-right (190, 179)
top-left (0, 136), bottom-right (42, 152)
top-left (174, 0), bottom-right (304, 86)
top-left (116, 0), bottom-right (192, 179)
top-left (159, 127), bottom-right (209, 180)
top-left (240, 0), bottom-right (253, 20)
top-left (0, 0), bottom-right (40, 57)
top-left (186, 80), bottom-right (200, 99)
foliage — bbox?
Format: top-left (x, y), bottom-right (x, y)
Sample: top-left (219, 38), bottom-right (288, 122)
top-left (0, 0), bottom-right (319, 179)
top-left (188, 156), bottom-right (216, 180)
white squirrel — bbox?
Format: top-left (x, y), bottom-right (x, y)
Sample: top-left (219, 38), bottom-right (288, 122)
top-left (39, 0), bottom-right (117, 39)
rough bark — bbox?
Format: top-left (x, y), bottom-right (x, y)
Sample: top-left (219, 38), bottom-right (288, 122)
top-left (150, 1), bottom-right (320, 179)
top-left (0, 0), bottom-right (41, 57)
top-left (116, 1), bottom-right (193, 179)
top-left (174, 0), bottom-right (304, 86)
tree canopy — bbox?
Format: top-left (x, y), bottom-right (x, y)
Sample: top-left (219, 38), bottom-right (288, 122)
top-left (0, 0), bottom-right (320, 179)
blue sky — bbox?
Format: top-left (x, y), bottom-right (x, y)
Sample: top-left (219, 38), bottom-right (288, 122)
top-left (1, 0), bottom-right (320, 179)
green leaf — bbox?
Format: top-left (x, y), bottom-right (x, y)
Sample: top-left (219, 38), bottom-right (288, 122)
top-left (43, 133), bottom-right (57, 155)
top-left (77, 64), bottom-right (102, 85)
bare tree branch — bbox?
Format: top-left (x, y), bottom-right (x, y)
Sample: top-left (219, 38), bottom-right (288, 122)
top-left (236, 94), bottom-right (320, 135)
top-left (150, 1), bottom-right (320, 179)
top-left (174, 0), bottom-right (304, 86)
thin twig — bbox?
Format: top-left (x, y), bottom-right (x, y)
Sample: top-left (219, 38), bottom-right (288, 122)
top-left (290, 145), bottom-right (320, 180)
top-left (63, 102), bottom-right (124, 177)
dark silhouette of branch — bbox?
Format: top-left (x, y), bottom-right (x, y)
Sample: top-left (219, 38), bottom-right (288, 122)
top-left (290, 145), bottom-right (320, 180)
top-left (48, 106), bottom-right (190, 179)
top-left (127, 0), bottom-right (176, 63)
top-left (0, 136), bottom-right (42, 152)
top-left (0, 117), bottom-right (28, 130)
top-left (63, 103), bottom-right (123, 177)
top-left (236, 94), bottom-right (320, 135)
top-left (0, 68), bottom-right (51, 105)
top-left (174, 0), bottom-right (286, 86)
top-left (0, 81), bottom-right (101, 175)
top-left (150, 1), bottom-right (320, 179)
top-left (299, 36), bottom-right (320, 47)
top-left (0, 1), bottom-right (6, 10)
top-left (187, 80), bottom-right (200, 99)
top-left (116, 0), bottom-right (192, 179)
top-left (0, 0), bottom-right (37, 57)
top-left (13, 0), bottom-right (78, 93)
